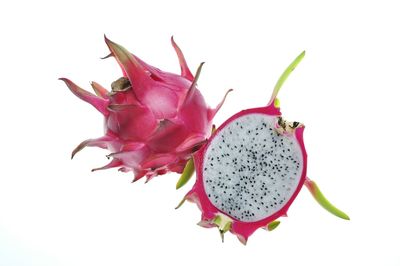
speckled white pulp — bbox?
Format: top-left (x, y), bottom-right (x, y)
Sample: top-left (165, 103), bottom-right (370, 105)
top-left (203, 114), bottom-right (303, 222)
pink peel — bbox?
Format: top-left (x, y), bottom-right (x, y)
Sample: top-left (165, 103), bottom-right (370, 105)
top-left (62, 37), bottom-right (228, 181)
top-left (71, 136), bottom-right (112, 159)
top-left (60, 78), bottom-right (109, 116)
top-left (208, 89), bottom-right (233, 121)
top-left (104, 35), bottom-right (149, 84)
top-left (92, 159), bottom-right (123, 172)
top-left (175, 134), bottom-right (207, 153)
top-left (90, 81), bottom-right (109, 99)
top-left (171, 36), bottom-right (194, 81)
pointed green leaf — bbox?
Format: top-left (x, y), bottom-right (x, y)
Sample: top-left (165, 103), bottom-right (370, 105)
top-left (305, 179), bottom-right (350, 220)
top-left (267, 220), bottom-right (281, 231)
top-left (174, 195), bottom-right (186, 210)
top-left (268, 51), bottom-right (305, 105)
top-left (176, 158), bottom-right (195, 189)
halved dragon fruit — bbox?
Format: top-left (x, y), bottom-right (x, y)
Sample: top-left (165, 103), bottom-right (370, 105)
top-left (60, 36), bottom-right (230, 182)
top-left (177, 51), bottom-right (349, 244)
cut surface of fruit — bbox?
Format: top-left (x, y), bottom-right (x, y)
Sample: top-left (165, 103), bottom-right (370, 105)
top-left (202, 113), bottom-right (304, 222)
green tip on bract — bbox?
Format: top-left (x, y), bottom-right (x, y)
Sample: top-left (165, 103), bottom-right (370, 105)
top-left (185, 62), bottom-right (205, 102)
top-left (176, 158), bottom-right (195, 189)
top-left (213, 215), bottom-right (222, 225)
top-left (305, 178), bottom-right (350, 220)
top-left (273, 98), bottom-right (280, 108)
top-left (267, 220), bottom-right (281, 231)
top-left (221, 222), bottom-right (232, 233)
top-left (175, 195), bottom-right (187, 209)
top-left (213, 214), bottom-right (233, 242)
top-left (219, 230), bottom-right (225, 243)
top-left (268, 51), bottom-right (306, 106)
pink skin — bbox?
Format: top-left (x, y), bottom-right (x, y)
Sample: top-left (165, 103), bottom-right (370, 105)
top-left (60, 36), bottom-right (230, 181)
top-left (185, 104), bottom-right (308, 244)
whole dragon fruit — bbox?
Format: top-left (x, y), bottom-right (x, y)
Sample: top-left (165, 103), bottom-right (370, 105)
top-left (176, 51), bottom-right (349, 244)
top-left (60, 36), bottom-right (231, 182)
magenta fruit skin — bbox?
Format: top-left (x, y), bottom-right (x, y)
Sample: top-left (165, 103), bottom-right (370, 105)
top-left (61, 36), bottom-right (230, 182)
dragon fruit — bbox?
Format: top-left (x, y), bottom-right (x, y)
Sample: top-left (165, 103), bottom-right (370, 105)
top-left (60, 36), bottom-right (231, 182)
top-left (177, 51), bottom-right (349, 244)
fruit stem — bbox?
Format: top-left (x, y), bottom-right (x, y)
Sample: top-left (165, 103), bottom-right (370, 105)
top-left (268, 51), bottom-right (306, 106)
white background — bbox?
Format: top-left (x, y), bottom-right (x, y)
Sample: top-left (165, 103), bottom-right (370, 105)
top-left (1, 0), bottom-right (399, 265)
